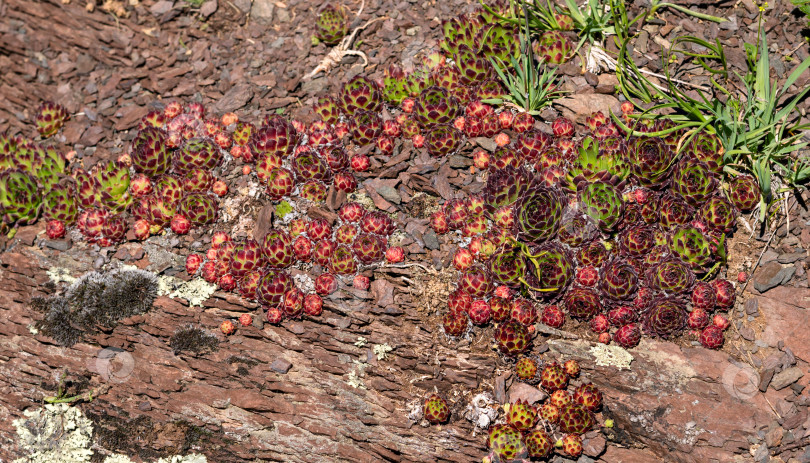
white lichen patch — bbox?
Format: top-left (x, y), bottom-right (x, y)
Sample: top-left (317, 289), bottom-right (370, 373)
top-left (589, 343), bottom-right (634, 369)
top-left (104, 454), bottom-right (207, 463)
top-left (47, 267), bottom-right (78, 285)
top-left (141, 241), bottom-right (183, 272)
top-left (102, 456), bottom-right (135, 463)
top-left (388, 230), bottom-right (406, 247)
top-left (13, 403), bottom-right (207, 463)
top-left (354, 337), bottom-right (368, 347)
top-left (158, 275), bottom-right (217, 307)
top-left (463, 393), bottom-right (499, 434)
top-left (157, 456), bottom-right (208, 463)
top-left (347, 360), bottom-right (368, 389)
top-left (13, 403), bottom-right (94, 463)
top-left (406, 398), bottom-right (424, 422)
top-left (640, 342), bottom-right (698, 385)
top-left (348, 190), bottom-right (377, 211)
top-left (293, 273), bottom-right (315, 294)
top-left (373, 343), bottom-right (393, 360)
top-left (347, 370), bottom-right (366, 389)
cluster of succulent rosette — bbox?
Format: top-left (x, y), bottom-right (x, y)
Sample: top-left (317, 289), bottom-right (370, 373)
top-left (437, 104), bottom-right (752, 352)
top-left (185, 201), bottom-right (404, 328)
top-left (2, 93), bottom-right (375, 245)
top-left (0, 127), bottom-right (69, 238)
top-left (422, 5), bottom-right (756, 353)
top-left (423, 359), bottom-right (610, 460)
top-left (0, 101), bottom-right (231, 244)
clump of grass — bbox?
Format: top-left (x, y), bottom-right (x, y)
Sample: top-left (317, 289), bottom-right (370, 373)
top-left (612, 0), bottom-right (810, 221)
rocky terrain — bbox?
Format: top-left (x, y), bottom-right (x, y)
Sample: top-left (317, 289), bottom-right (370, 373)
top-left (1, 0), bottom-right (810, 462)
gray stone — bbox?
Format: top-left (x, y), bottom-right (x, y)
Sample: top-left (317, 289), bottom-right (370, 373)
top-left (778, 251), bottom-right (806, 263)
top-left (759, 368), bottom-right (774, 392)
top-left (761, 249), bottom-right (779, 263)
top-left (270, 358), bottom-right (293, 374)
top-left (770, 367), bottom-right (804, 390)
top-left (765, 426), bottom-right (783, 447)
top-left (745, 299), bottom-right (759, 315)
top-left (719, 14), bottom-right (738, 31)
top-left (753, 262), bottom-right (792, 292)
top-left (739, 326), bottom-right (756, 341)
top-left (778, 265), bottom-right (797, 285)
top-left (232, 0), bottom-right (251, 13)
top-left (556, 94), bottom-right (621, 123)
top-left (287, 323), bottom-right (305, 335)
top-left (471, 137), bottom-right (498, 152)
top-left (200, 0), bottom-right (217, 17)
top-left (753, 444), bottom-right (769, 463)
top-left (301, 77), bottom-right (327, 96)
top-left (508, 381), bottom-right (546, 404)
top-left (376, 186), bottom-right (401, 205)
top-left (41, 239), bottom-right (71, 251)
top-left (423, 230), bottom-right (439, 250)
top-left (276, 7), bottom-right (290, 22)
top-left (447, 155), bottom-right (470, 168)
top-left (783, 347), bottom-right (796, 367)
top-left (149, 0), bottom-right (174, 15)
top-left (213, 84), bottom-right (253, 113)
top-left (250, 0), bottom-right (274, 22)
top-left (582, 434), bottom-right (606, 457)
top-left (494, 373), bottom-right (507, 404)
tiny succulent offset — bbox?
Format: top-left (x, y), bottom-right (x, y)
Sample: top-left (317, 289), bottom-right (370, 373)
top-left (315, 4), bottom-right (349, 45)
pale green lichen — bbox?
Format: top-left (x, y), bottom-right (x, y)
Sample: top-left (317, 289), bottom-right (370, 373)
top-left (275, 200), bottom-right (294, 218)
top-left (47, 267), bottom-right (77, 286)
top-left (347, 360), bottom-right (368, 389)
top-left (354, 336), bottom-right (368, 347)
top-left (14, 403), bottom-right (206, 463)
top-left (373, 343), bottom-right (393, 360)
top-left (13, 403), bottom-right (94, 463)
top-left (158, 275), bottom-right (217, 307)
top-left (347, 370), bottom-right (366, 389)
top-left (589, 343), bottom-right (634, 369)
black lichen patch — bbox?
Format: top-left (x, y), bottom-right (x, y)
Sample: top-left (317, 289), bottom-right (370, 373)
top-left (31, 268), bottom-right (159, 347)
top-left (225, 355), bottom-right (259, 366)
top-left (169, 325), bottom-right (219, 356)
top-left (87, 406), bottom-right (239, 463)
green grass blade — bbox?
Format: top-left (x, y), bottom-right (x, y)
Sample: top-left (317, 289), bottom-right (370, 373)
top-left (658, 2), bottom-right (727, 22)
